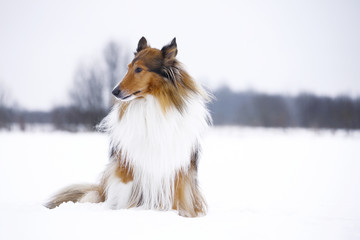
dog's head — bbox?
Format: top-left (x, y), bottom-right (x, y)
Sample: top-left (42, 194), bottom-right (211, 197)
top-left (112, 37), bottom-right (179, 101)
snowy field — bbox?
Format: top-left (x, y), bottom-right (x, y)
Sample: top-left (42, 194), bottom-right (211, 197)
top-left (0, 127), bottom-right (360, 240)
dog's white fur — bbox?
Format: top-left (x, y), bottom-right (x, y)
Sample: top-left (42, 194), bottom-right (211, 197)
top-left (98, 93), bottom-right (210, 210)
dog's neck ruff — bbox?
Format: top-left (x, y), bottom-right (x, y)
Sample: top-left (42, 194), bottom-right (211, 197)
top-left (99, 94), bottom-right (210, 210)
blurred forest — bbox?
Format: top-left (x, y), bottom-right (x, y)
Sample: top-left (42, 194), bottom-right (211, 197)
top-left (210, 87), bottom-right (360, 129)
top-left (1, 41), bottom-right (360, 131)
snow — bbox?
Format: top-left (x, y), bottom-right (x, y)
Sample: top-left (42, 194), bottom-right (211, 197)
top-left (1, 127), bottom-right (360, 240)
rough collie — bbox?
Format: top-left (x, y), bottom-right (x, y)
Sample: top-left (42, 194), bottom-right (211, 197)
top-left (46, 37), bottom-right (211, 217)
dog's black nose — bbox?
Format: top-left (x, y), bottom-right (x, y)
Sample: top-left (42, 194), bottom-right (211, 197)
top-left (112, 87), bottom-right (121, 97)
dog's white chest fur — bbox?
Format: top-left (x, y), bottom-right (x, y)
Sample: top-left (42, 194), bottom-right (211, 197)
top-left (100, 95), bottom-right (210, 209)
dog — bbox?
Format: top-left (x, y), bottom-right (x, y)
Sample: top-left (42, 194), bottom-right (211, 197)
top-left (46, 37), bottom-right (211, 217)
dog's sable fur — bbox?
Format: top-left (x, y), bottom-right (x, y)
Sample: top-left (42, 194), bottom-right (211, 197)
top-left (46, 37), bottom-right (211, 217)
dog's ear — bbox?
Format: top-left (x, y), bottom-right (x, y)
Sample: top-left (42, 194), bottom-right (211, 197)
top-left (136, 37), bottom-right (149, 53)
top-left (161, 38), bottom-right (177, 63)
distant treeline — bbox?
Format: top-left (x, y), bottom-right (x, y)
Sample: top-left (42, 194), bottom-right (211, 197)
top-left (1, 40), bottom-right (359, 131)
top-left (0, 107), bottom-right (108, 131)
top-left (1, 87), bottom-right (360, 131)
top-left (210, 87), bottom-right (360, 129)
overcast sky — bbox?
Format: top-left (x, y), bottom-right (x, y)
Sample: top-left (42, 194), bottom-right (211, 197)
top-left (1, 0), bottom-right (360, 110)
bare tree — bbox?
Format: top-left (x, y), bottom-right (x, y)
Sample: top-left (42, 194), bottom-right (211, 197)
top-left (51, 41), bottom-right (131, 131)
top-left (103, 41), bottom-right (130, 108)
top-left (0, 83), bottom-right (12, 130)
top-left (0, 85), bottom-right (5, 106)
top-left (61, 65), bottom-right (107, 130)
top-left (69, 65), bottom-right (106, 112)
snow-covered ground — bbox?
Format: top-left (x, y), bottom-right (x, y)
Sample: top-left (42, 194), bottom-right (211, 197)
top-left (0, 127), bottom-right (360, 240)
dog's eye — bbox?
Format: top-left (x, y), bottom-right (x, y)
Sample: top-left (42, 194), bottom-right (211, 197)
top-left (135, 67), bottom-right (143, 73)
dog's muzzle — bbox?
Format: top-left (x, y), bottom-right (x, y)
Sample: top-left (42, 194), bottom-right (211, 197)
top-left (112, 87), bottom-right (141, 101)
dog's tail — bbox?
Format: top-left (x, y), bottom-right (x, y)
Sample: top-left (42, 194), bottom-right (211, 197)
top-left (45, 184), bottom-right (105, 209)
